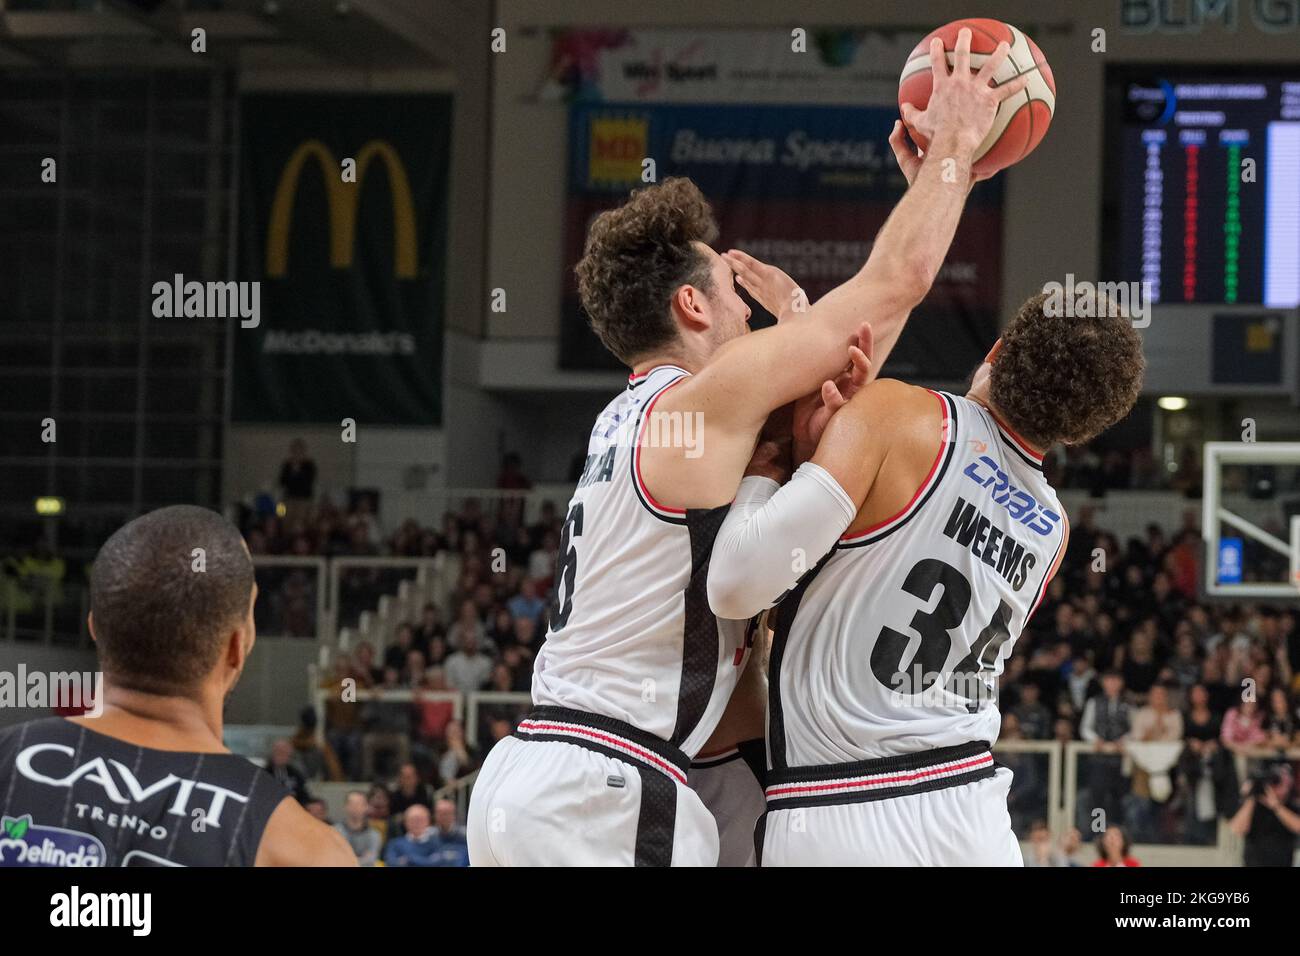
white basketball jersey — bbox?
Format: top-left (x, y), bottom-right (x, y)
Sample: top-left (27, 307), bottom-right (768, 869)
top-left (532, 365), bottom-right (754, 758)
top-left (767, 390), bottom-right (1068, 769)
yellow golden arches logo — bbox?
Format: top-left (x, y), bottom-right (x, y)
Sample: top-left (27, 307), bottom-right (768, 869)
top-left (265, 138), bottom-right (418, 279)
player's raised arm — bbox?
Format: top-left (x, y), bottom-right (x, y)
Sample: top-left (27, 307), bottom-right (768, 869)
top-left (647, 31), bottom-right (1030, 507)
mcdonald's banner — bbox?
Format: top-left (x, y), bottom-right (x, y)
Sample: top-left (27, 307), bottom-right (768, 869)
top-left (234, 94), bottom-right (449, 424)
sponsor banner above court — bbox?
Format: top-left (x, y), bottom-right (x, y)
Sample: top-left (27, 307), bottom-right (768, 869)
top-left (560, 101), bottom-right (1005, 380)
top-left (542, 27), bottom-right (925, 105)
top-left (234, 94), bottom-right (449, 424)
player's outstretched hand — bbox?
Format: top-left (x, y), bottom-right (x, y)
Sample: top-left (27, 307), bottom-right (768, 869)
top-left (899, 29), bottom-right (1031, 158)
top-left (722, 249), bottom-right (806, 321)
top-left (792, 322), bottom-right (873, 464)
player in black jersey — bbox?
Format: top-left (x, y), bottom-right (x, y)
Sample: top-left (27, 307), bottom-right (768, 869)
top-left (0, 505), bottom-right (354, 867)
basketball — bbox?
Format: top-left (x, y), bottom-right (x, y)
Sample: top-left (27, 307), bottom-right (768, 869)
top-left (898, 18), bottom-right (1056, 177)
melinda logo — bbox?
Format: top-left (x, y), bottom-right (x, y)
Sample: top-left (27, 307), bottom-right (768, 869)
top-left (0, 815), bottom-right (105, 868)
top-left (0, 666), bottom-right (102, 717)
top-left (266, 138), bottom-right (417, 279)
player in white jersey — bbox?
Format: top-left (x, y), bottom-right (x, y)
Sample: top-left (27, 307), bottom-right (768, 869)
top-left (468, 31), bottom-right (1034, 866)
top-left (707, 290), bottom-right (1146, 865)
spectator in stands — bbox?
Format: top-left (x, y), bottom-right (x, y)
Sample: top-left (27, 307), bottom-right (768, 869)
top-left (412, 669), bottom-right (456, 769)
top-left (1025, 820), bottom-right (1068, 867)
top-left (263, 738), bottom-right (310, 804)
top-left (512, 614), bottom-right (540, 656)
top-left (361, 667), bottom-right (411, 780)
top-left (1092, 826), bottom-right (1140, 867)
top-left (415, 602), bottom-right (445, 649)
top-left (501, 645), bottom-right (533, 692)
top-left (366, 785), bottom-right (392, 846)
top-left (1132, 684), bottom-right (1183, 742)
top-left (1221, 698), bottom-right (1269, 753)
top-left (427, 799), bottom-right (470, 867)
top-left (1180, 683), bottom-right (1232, 844)
top-left (1065, 655), bottom-right (1098, 714)
top-left (350, 493), bottom-right (384, 548)
top-left (1058, 827), bottom-right (1084, 866)
top-left (383, 624), bottom-right (416, 673)
top-left (1012, 682), bottom-right (1052, 740)
top-left (291, 706), bottom-right (344, 781)
top-left (354, 641), bottom-right (381, 686)
top-left (1120, 624), bottom-right (1160, 695)
top-left (279, 438), bottom-right (317, 524)
top-left (1081, 671), bottom-right (1131, 830)
top-left (388, 763), bottom-right (435, 820)
top-left (323, 655), bottom-right (363, 779)
top-left (487, 607), bottom-right (516, 649)
top-left (447, 598), bottom-right (486, 652)
top-left (1127, 683), bottom-right (1184, 842)
top-left (1200, 655), bottom-right (1237, 716)
top-left (1264, 687), bottom-right (1298, 749)
top-left (426, 634), bottom-right (448, 668)
top-left (335, 791), bottom-right (381, 866)
top-left (445, 631), bottom-right (494, 694)
top-left (528, 528), bottom-right (559, 587)
top-left (402, 649), bottom-right (427, 689)
top-left (1230, 763), bottom-right (1300, 867)
top-left (383, 805), bottom-right (440, 867)
top-left (507, 577), bottom-right (546, 625)
top-left (438, 719), bottom-right (476, 785)
top-left (1166, 629), bottom-right (1201, 691)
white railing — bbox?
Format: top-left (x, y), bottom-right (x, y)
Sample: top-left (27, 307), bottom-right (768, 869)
top-left (330, 556), bottom-right (443, 653)
top-left (993, 738), bottom-right (1062, 832)
top-left (311, 685), bottom-right (464, 738)
top-left (466, 691), bottom-right (531, 745)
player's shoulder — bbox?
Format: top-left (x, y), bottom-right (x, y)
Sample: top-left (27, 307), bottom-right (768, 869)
top-left (838, 378), bottom-right (942, 433)
top-left (256, 797), bottom-right (358, 867)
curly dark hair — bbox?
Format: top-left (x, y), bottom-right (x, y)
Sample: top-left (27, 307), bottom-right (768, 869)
top-left (990, 290), bottom-right (1145, 448)
top-left (575, 177), bottom-right (720, 364)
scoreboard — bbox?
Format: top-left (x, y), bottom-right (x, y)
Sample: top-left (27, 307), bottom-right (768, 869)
top-left (1104, 67), bottom-right (1300, 308)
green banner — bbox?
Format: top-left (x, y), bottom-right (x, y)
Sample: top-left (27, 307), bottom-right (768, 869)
top-left (234, 94), bottom-right (448, 424)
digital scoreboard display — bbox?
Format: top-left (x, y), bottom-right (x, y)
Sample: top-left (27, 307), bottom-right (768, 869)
top-left (1104, 67), bottom-right (1300, 308)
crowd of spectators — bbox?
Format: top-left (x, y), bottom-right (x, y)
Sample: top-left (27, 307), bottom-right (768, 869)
top-left (259, 744), bottom-right (471, 867)
top-left (249, 442), bottom-right (1300, 864)
top-left (999, 505), bottom-right (1300, 863)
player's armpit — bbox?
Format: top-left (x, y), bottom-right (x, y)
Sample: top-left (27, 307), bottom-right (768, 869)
top-left (255, 798), bottom-right (359, 867)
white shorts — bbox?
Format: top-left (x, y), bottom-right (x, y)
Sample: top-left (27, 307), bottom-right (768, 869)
top-left (467, 708), bottom-right (719, 867)
top-left (688, 740), bottom-right (766, 867)
top-left (758, 745), bottom-right (1022, 867)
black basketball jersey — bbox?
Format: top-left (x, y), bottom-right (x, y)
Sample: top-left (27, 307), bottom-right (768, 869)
top-left (0, 717), bottom-right (288, 867)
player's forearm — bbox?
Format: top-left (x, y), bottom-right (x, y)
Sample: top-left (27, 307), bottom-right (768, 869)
top-left (707, 464), bottom-right (856, 620)
top-left (857, 131), bottom-right (975, 302)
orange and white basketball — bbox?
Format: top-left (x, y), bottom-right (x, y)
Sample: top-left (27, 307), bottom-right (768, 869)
top-left (898, 18), bottom-right (1056, 178)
